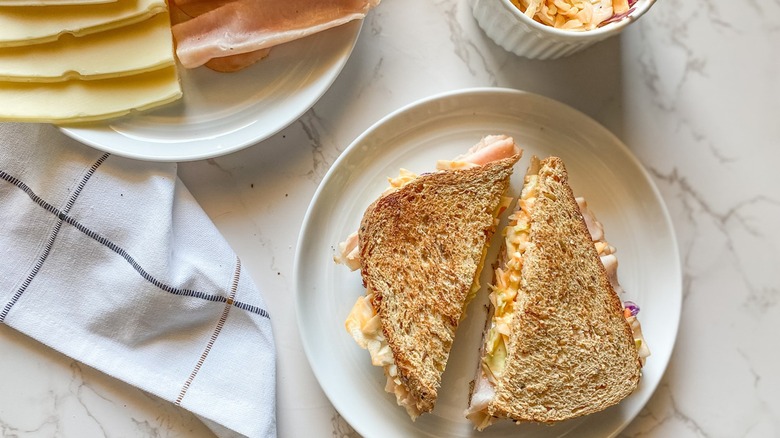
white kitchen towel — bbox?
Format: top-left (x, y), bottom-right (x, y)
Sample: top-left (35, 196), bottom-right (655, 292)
top-left (0, 123), bottom-right (276, 438)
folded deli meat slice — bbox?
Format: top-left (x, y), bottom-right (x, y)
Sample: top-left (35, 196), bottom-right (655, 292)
top-left (168, 0), bottom-right (268, 72)
top-left (171, 0), bottom-right (380, 69)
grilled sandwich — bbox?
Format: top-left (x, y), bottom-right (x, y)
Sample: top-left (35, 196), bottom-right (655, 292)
top-left (338, 135), bottom-right (521, 419)
top-left (466, 156), bottom-right (649, 429)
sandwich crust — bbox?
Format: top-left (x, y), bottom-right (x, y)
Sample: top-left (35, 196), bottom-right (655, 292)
top-left (359, 156), bottom-right (519, 415)
top-left (487, 157), bottom-right (641, 423)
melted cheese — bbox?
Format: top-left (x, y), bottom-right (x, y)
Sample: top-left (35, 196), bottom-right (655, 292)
top-left (345, 293), bottom-right (423, 419)
top-left (0, 13), bottom-right (174, 82)
top-left (342, 166), bottom-right (426, 418)
top-left (0, 0), bottom-right (167, 47)
top-left (0, 66), bottom-right (181, 123)
top-left (385, 168), bottom-right (418, 192)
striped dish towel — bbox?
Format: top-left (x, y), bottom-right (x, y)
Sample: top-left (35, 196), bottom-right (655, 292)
top-left (0, 123), bottom-right (276, 437)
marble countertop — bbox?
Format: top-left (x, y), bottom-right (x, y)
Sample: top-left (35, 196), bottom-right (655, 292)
top-left (2, 0), bottom-right (778, 436)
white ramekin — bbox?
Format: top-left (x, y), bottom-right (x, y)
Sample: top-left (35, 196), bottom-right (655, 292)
top-left (470, 0), bottom-right (657, 59)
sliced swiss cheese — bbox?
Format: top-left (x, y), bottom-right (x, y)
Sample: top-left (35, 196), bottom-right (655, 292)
top-left (0, 13), bottom-right (174, 82)
top-left (0, 66), bottom-right (182, 123)
top-left (0, 0), bottom-right (166, 47)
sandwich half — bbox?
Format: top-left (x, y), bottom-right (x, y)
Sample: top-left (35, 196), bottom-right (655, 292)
top-left (338, 135), bottom-right (521, 419)
top-left (466, 156), bottom-right (649, 429)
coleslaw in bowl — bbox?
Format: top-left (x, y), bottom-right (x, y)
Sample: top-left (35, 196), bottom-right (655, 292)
top-left (470, 0), bottom-right (657, 59)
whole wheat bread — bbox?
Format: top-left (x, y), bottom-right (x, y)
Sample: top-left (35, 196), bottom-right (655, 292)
top-left (474, 156), bottom-right (641, 424)
top-left (359, 155), bottom-right (520, 415)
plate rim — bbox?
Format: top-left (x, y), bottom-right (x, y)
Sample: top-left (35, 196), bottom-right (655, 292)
top-left (293, 86), bottom-right (682, 437)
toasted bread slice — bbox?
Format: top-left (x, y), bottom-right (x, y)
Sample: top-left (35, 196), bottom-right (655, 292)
top-left (356, 154), bottom-right (520, 417)
top-left (468, 156), bottom-right (641, 428)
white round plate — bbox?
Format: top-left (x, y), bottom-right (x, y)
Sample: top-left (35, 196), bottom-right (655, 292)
top-left (59, 21), bottom-right (362, 162)
top-left (294, 88), bottom-right (681, 438)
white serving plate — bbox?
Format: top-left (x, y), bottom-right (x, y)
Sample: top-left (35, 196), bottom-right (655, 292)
top-left (295, 88), bottom-right (681, 438)
top-left (60, 21), bottom-right (362, 162)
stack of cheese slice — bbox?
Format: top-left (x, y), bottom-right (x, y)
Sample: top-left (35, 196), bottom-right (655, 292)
top-left (0, 0), bottom-right (182, 124)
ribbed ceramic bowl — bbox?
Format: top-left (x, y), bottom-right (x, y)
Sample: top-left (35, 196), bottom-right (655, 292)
top-left (471, 0), bottom-right (657, 59)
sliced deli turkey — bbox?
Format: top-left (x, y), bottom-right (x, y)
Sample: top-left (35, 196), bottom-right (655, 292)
top-left (171, 0), bottom-right (380, 70)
